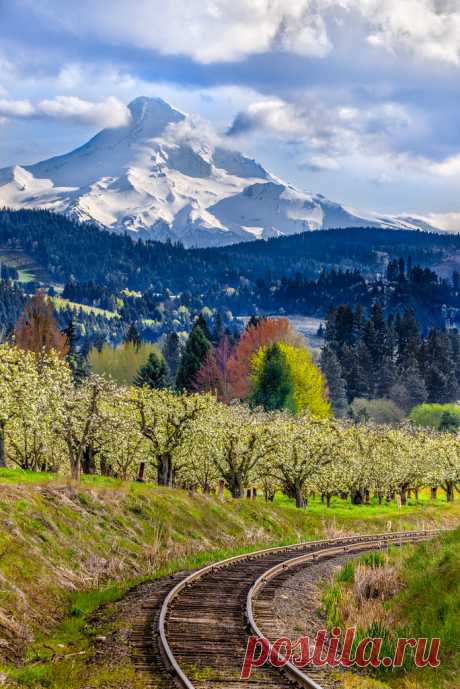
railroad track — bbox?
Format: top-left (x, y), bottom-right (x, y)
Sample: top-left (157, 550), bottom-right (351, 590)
top-left (154, 529), bottom-right (438, 689)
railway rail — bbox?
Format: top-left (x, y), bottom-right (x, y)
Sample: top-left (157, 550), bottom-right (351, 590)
top-left (155, 529), bottom-right (438, 689)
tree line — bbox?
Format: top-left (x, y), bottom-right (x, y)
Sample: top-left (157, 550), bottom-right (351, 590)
top-left (321, 304), bottom-right (460, 416)
top-left (0, 294), bottom-right (458, 509)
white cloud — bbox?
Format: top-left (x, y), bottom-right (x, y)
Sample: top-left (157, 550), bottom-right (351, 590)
top-left (21, 0), bottom-right (332, 63)
top-left (422, 212), bottom-right (460, 231)
top-left (0, 99), bottom-right (35, 117)
top-left (428, 153), bottom-right (460, 177)
top-left (356, 0), bottom-right (460, 66)
top-left (228, 96), bottom-right (412, 161)
top-left (0, 96), bottom-right (131, 128)
top-left (300, 155), bottom-right (340, 172)
top-left (18, 0), bottom-right (460, 66)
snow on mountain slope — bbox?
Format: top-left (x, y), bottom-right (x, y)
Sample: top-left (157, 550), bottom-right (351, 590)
top-left (0, 96), bottom-right (440, 247)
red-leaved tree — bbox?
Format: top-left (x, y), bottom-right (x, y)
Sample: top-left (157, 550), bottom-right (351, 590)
top-left (193, 335), bottom-right (234, 402)
top-left (227, 317), bottom-right (300, 399)
top-left (15, 292), bottom-right (69, 359)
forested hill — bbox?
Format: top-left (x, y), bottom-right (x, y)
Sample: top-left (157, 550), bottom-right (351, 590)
top-left (0, 208), bottom-right (459, 291)
top-left (0, 208), bottom-right (459, 342)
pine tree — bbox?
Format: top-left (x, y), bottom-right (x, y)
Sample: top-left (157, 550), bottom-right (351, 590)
top-left (176, 322), bottom-right (211, 392)
top-left (195, 314), bottom-right (212, 341)
top-left (404, 367), bottom-right (428, 410)
top-left (134, 350), bottom-right (169, 389)
top-left (334, 305), bottom-right (354, 347)
top-left (125, 323), bottom-right (141, 350)
top-left (63, 318), bottom-right (89, 385)
top-left (162, 332), bottom-right (181, 383)
top-left (376, 354), bottom-right (398, 398)
top-left (320, 346), bottom-right (348, 417)
top-left (211, 312), bottom-right (224, 345)
top-left (250, 343), bottom-right (294, 412)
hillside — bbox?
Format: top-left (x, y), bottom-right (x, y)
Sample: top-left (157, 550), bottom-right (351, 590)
top-left (323, 527), bottom-right (460, 689)
top-left (0, 471), bottom-right (459, 689)
top-left (0, 210), bottom-right (458, 342)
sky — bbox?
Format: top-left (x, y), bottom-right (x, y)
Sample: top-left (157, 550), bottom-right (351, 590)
top-left (1, 0), bottom-right (460, 227)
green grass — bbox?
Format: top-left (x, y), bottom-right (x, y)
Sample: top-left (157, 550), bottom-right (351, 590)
top-left (51, 296), bottom-right (120, 319)
top-left (323, 528), bottom-right (460, 689)
top-left (0, 469), bottom-right (458, 688)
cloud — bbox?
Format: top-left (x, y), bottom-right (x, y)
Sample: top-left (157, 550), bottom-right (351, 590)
top-left (11, 0), bottom-right (460, 67)
top-left (0, 96), bottom-right (131, 128)
top-left (0, 99), bottom-right (34, 117)
top-left (227, 97), bottom-right (412, 163)
top-left (428, 153), bottom-right (460, 177)
top-left (299, 155), bottom-right (340, 172)
top-left (422, 212), bottom-right (460, 231)
top-left (17, 1), bottom-right (332, 64)
top-left (357, 0), bottom-right (460, 66)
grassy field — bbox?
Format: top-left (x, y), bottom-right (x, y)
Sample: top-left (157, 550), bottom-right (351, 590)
top-left (323, 528), bottom-right (460, 689)
top-left (0, 469), bottom-right (458, 688)
top-left (51, 296), bottom-right (120, 319)
top-left (0, 247), bottom-right (55, 285)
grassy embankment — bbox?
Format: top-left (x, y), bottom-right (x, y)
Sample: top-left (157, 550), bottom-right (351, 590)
top-left (322, 527), bottom-right (460, 689)
top-left (0, 468), bottom-right (459, 688)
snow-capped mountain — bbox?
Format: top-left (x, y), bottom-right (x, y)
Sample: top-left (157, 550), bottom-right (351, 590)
top-left (0, 97), bottom-right (439, 247)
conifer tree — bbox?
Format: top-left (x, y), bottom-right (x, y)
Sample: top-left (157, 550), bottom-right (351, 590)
top-left (320, 346), bottom-right (348, 417)
top-left (125, 323), bottom-right (141, 350)
top-left (134, 350), bottom-right (169, 389)
top-left (63, 318), bottom-right (89, 385)
top-left (250, 343), bottom-right (293, 412)
top-left (162, 332), bottom-right (181, 383)
top-left (176, 321), bottom-right (211, 391)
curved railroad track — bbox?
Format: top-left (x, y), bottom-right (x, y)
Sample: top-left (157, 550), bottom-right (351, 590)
top-left (155, 529), bottom-right (438, 689)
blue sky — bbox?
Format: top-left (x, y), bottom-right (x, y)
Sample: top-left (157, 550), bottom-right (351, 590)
top-left (1, 1), bottom-right (460, 227)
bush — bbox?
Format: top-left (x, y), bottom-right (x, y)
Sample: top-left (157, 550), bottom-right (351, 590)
top-left (350, 398), bottom-right (405, 424)
top-left (410, 403), bottom-right (460, 430)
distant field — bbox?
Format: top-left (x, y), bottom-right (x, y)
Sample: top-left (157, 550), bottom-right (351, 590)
top-left (52, 296), bottom-right (120, 319)
top-left (0, 245), bottom-right (56, 285)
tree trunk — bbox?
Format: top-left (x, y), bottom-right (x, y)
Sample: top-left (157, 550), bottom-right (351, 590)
top-left (446, 481), bottom-right (455, 502)
top-left (82, 445), bottom-right (96, 474)
top-left (326, 494), bottom-right (331, 508)
top-left (137, 461), bottom-right (146, 482)
top-left (378, 492), bottom-right (383, 505)
top-left (351, 489), bottom-right (364, 505)
top-left (400, 486), bottom-right (407, 505)
top-left (71, 458), bottom-right (80, 481)
top-left (157, 454), bottom-right (173, 486)
top-left (295, 487), bottom-right (307, 509)
top-left (414, 488), bottom-right (419, 501)
top-left (431, 486), bottom-right (438, 500)
top-left (228, 474), bottom-right (244, 498)
top-left (0, 422), bottom-right (6, 468)
top-left (99, 454), bottom-right (113, 477)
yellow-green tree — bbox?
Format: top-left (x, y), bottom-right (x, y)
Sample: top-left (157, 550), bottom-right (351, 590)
top-left (88, 342), bottom-right (157, 385)
top-left (251, 342), bottom-right (331, 418)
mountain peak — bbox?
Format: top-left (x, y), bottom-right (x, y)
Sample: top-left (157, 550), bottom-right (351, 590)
top-left (128, 96), bottom-right (185, 131)
top-left (0, 97), bottom-right (440, 247)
